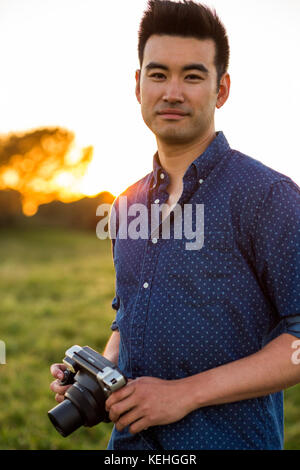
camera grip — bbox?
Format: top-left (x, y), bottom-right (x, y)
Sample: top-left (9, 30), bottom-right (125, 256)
top-left (59, 369), bottom-right (75, 386)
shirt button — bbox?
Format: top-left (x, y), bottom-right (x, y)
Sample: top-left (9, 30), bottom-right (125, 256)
top-left (143, 282), bottom-right (149, 289)
top-left (152, 183), bottom-right (156, 189)
top-left (160, 173), bottom-right (165, 180)
top-left (154, 199), bottom-right (160, 204)
top-left (152, 238), bottom-right (158, 244)
top-left (199, 179), bottom-right (204, 184)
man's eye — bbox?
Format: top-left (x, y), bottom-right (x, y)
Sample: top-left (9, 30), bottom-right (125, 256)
top-left (149, 73), bottom-right (165, 79)
top-left (186, 75), bottom-right (203, 80)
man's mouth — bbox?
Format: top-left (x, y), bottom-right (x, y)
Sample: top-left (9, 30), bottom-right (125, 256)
top-left (157, 109), bottom-right (189, 120)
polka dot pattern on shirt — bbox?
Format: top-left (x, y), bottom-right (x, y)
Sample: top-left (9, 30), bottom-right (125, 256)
top-left (109, 131), bottom-right (300, 450)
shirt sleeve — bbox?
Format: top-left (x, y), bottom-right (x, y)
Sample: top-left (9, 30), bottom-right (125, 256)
top-left (281, 315), bottom-right (300, 339)
top-left (110, 295), bottom-right (120, 331)
top-left (252, 179), bottom-right (300, 336)
top-left (109, 196), bottom-right (120, 332)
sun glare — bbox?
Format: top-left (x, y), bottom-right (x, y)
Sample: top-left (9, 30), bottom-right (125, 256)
top-left (78, 153), bottom-right (125, 198)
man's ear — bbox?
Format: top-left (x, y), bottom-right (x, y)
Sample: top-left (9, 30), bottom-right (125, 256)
top-left (135, 69), bottom-right (141, 104)
top-left (216, 73), bottom-right (230, 109)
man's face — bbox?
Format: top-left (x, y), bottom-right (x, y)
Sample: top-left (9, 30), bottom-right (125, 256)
top-left (135, 35), bottom-right (228, 145)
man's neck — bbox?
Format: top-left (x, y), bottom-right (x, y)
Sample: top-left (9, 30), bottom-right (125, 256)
top-left (156, 129), bottom-right (216, 184)
top-left (155, 128), bottom-right (217, 214)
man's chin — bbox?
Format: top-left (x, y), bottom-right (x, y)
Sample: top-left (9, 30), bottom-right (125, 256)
top-left (154, 129), bottom-right (196, 145)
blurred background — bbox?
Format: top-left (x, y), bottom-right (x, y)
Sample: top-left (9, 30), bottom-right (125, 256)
top-left (0, 0), bottom-right (299, 450)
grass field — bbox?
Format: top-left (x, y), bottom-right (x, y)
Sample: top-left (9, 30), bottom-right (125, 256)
top-left (0, 225), bottom-right (299, 449)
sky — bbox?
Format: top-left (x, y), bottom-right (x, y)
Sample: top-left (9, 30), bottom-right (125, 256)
top-left (0, 0), bottom-right (299, 196)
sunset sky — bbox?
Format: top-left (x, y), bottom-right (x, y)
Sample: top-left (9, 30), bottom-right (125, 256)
top-left (0, 0), bottom-right (299, 197)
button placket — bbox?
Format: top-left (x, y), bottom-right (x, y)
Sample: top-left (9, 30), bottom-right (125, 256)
top-left (130, 240), bottom-right (162, 376)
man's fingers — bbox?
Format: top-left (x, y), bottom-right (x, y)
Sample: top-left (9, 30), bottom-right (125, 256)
top-left (50, 379), bottom-right (71, 395)
top-left (50, 363), bottom-right (67, 380)
top-left (128, 417), bottom-right (150, 435)
top-left (105, 381), bottom-right (135, 411)
top-left (55, 393), bottom-right (65, 403)
top-left (108, 394), bottom-right (137, 423)
top-left (115, 407), bottom-right (144, 432)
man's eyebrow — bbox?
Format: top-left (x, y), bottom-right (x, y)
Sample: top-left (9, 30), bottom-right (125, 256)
top-left (145, 62), bottom-right (209, 74)
top-left (145, 62), bottom-right (169, 71)
top-left (182, 63), bottom-right (209, 74)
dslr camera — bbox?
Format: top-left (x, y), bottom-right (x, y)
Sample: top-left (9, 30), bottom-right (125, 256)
top-left (48, 345), bottom-right (127, 437)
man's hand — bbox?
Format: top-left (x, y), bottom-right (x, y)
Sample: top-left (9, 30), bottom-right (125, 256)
top-left (105, 376), bottom-right (192, 434)
top-left (49, 363), bottom-right (72, 403)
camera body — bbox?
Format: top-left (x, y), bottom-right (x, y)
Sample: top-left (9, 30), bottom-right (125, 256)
top-left (48, 345), bottom-right (127, 437)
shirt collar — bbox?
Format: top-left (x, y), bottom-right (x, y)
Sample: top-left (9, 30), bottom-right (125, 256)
top-left (152, 131), bottom-right (231, 185)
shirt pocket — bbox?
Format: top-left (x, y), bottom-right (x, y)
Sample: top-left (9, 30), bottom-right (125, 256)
top-left (169, 230), bottom-right (234, 280)
top-left (202, 231), bottom-right (234, 278)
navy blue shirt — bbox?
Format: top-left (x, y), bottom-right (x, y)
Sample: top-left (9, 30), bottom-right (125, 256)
top-left (108, 131), bottom-right (300, 450)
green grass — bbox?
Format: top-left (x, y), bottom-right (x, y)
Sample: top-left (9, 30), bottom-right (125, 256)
top-left (0, 225), bottom-right (115, 449)
top-left (0, 225), bottom-right (299, 449)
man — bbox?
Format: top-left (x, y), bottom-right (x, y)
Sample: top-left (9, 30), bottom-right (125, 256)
top-left (50, 0), bottom-right (300, 450)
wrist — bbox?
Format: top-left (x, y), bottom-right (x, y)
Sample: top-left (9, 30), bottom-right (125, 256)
top-left (177, 370), bottom-right (212, 412)
top-left (102, 353), bottom-right (118, 366)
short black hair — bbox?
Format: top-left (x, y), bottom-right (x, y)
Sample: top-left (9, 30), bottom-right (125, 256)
top-left (138, 0), bottom-right (230, 91)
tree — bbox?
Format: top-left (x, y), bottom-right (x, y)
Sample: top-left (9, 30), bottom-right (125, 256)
top-left (0, 127), bottom-right (93, 216)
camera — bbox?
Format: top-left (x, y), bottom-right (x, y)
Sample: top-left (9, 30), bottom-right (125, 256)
top-left (48, 345), bottom-right (127, 437)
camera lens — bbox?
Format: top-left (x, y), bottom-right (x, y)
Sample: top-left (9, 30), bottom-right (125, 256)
top-left (48, 399), bottom-right (83, 437)
top-left (48, 378), bottom-right (109, 437)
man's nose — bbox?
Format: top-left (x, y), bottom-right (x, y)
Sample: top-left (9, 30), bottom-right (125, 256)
top-left (162, 79), bottom-right (184, 103)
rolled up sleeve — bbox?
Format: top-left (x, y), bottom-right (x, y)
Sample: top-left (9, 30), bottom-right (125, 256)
top-left (253, 179), bottom-right (300, 332)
